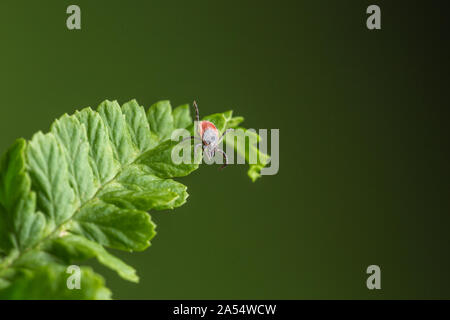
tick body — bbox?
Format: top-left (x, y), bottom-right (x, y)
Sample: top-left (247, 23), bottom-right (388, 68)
top-left (199, 121), bottom-right (219, 145)
top-left (183, 101), bottom-right (233, 169)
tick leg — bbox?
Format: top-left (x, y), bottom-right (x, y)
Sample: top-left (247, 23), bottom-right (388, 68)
top-left (203, 148), bottom-right (211, 161)
top-left (217, 128), bottom-right (234, 144)
top-left (215, 148), bottom-right (229, 170)
top-left (193, 100), bottom-right (200, 123)
top-left (193, 100), bottom-right (201, 137)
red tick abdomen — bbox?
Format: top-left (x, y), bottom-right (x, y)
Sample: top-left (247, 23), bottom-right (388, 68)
top-left (198, 121), bottom-right (218, 137)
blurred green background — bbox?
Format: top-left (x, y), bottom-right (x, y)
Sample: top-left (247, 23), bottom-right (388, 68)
top-left (1, 0), bottom-right (449, 299)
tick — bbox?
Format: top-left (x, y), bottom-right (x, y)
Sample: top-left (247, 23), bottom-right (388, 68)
top-left (183, 101), bottom-right (233, 169)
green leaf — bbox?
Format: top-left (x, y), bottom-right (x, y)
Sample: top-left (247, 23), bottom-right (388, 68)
top-left (70, 199), bottom-right (156, 252)
top-left (173, 104), bottom-right (192, 129)
top-left (0, 139), bottom-right (45, 251)
top-left (51, 115), bottom-right (97, 205)
top-left (75, 107), bottom-right (120, 184)
top-left (224, 127), bottom-right (270, 182)
top-left (110, 164), bottom-right (189, 210)
top-left (203, 110), bottom-right (244, 133)
top-left (98, 100), bottom-right (138, 165)
top-left (27, 132), bottom-right (76, 228)
top-left (121, 100), bottom-right (158, 152)
top-left (45, 234), bottom-right (138, 282)
top-left (147, 100), bottom-right (174, 141)
top-left (137, 140), bottom-right (199, 178)
top-left (0, 265), bottom-right (111, 300)
top-left (0, 98), bottom-right (267, 299)
top-left (226, 116), bottom-right (244, 129)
